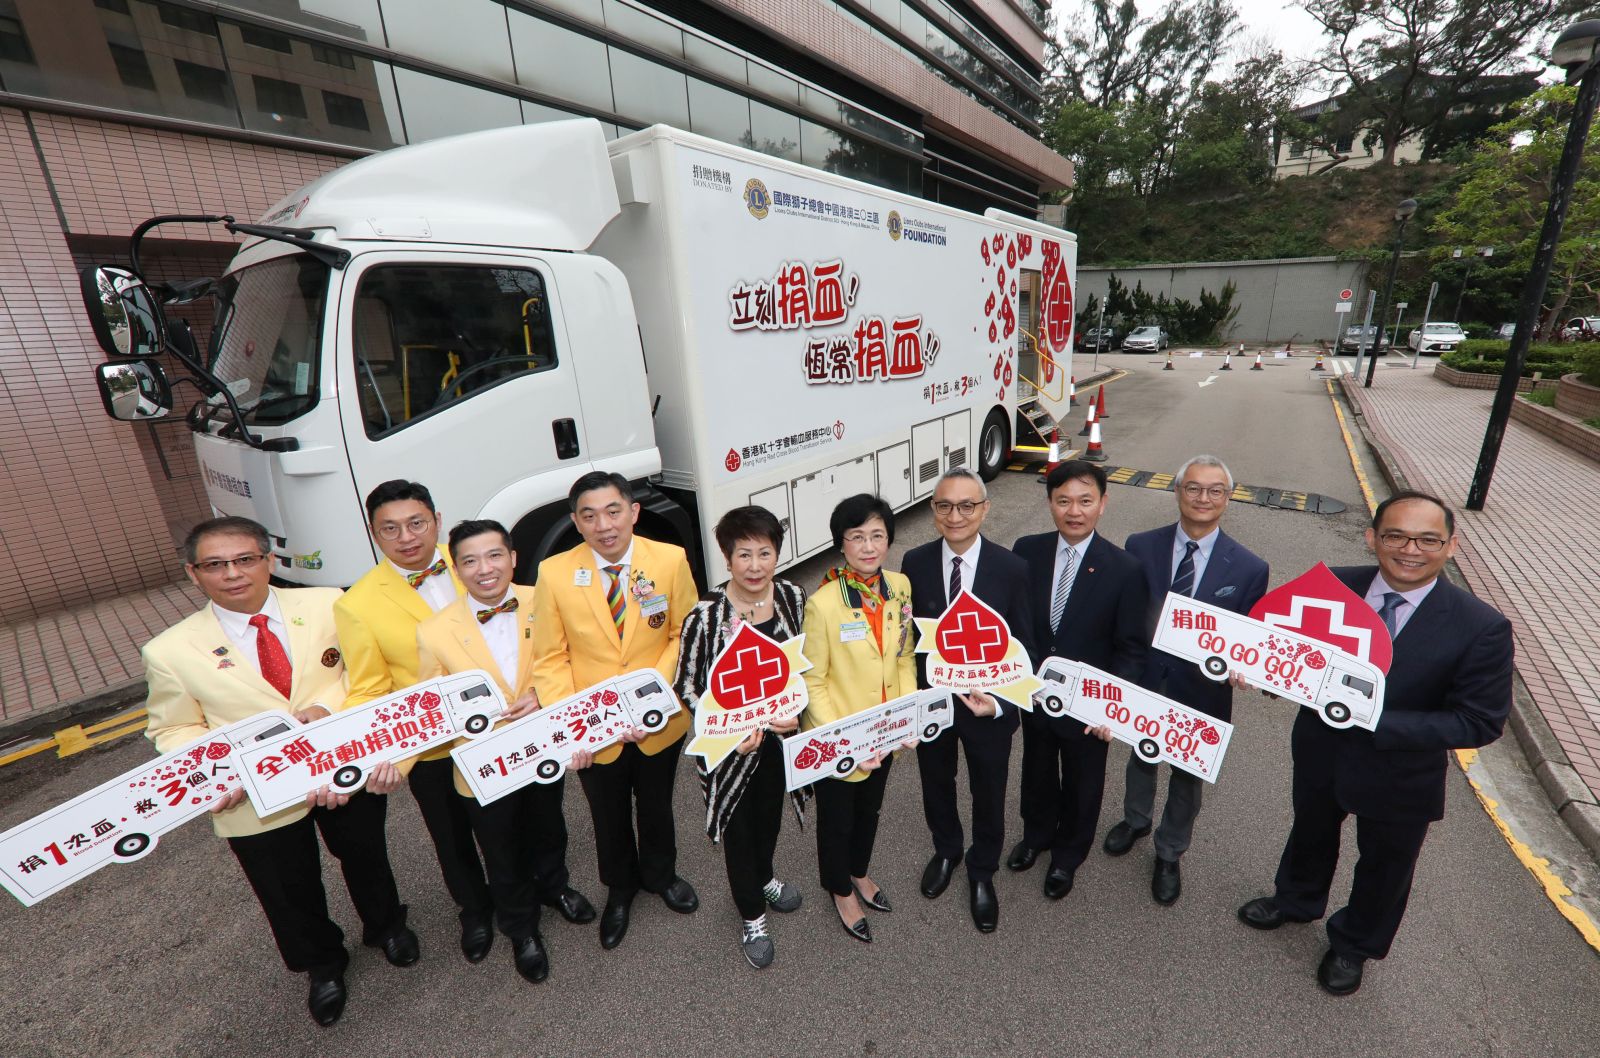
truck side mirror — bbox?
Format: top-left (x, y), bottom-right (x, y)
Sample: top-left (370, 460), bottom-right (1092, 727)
top-left (80, 266), bottom-right (166, 358)
top-left (95, 358), bottom-right (173, 421)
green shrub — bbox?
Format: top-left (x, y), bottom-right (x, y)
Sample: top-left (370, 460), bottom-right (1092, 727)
top-left (1523, 387), bottom-right (1557, 406)
top-left (1442, 342), bottom-right (1577, 376)
top-left (1572, 344), bottom-right (1600, 386)
top-left (1585, 416), bottom-right (1600, 430)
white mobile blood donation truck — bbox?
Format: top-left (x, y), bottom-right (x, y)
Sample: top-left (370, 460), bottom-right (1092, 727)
top-left (1153, 593), bottom-right (1386, 731)
top-left (80, 121), bottom-right (1077, 587)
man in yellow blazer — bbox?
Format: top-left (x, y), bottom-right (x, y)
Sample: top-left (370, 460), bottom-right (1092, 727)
top-left (531, 471), bottom-right (700, 950)
top-left (143, 516), bottom-right (416, 1028)
top-left (417, 518), bottom-right (584, 985)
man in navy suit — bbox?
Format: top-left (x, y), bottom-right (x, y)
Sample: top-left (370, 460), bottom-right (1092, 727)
top-left (902, 469), bottom-right (1037, 933)
top-left (1238, 490), bottom-right (1513, 996)
top-left (1008, 460), bottom-right (1148, 901)
top-left (1108, 455), bottom-right (1269, 905)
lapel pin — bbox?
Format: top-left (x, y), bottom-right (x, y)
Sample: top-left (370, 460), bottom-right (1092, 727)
top-left (217, 659), bottom-right (235, 669)
top-left (212, 646), bottom-right (229, 656)
top-left (291, 616), bottom-right (305, 626)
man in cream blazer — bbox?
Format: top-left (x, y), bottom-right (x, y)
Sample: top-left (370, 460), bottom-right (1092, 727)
top-left (417, 519), bottom-right (584, 984)
top-left (531, 471), bottom-right (700, 950)
top-left (143, 516), bottom-right (415, 1027)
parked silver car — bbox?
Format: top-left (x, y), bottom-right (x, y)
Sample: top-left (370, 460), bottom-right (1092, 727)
top-left (1122, 325), bottom-right (1168, 352)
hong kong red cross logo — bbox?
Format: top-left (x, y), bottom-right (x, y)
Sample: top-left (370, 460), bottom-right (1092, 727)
top-left (713, 646), bottom-right (786, 707)
top-left (939, 611), bottom-right (1003, 664)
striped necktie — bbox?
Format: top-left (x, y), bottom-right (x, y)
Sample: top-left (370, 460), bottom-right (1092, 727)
top-left (1171, 540), bottom-right (1200, 597)
top-left (1050, 544), bottom-right (1078, 633)
top-left (604, 565), bottom-right (626, 640)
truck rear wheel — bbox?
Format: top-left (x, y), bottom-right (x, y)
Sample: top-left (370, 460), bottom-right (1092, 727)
top-left (1202, 656), bottom-right (1229, 680)
top-left (1322, 701), bottom-right (1352, 726)
top-left (1137, 738), bottom-right (1160, 761)
top-left (978, 408), bottom-right (1010, 481)
top-left (1042, 693), bottom-right (1066, 717)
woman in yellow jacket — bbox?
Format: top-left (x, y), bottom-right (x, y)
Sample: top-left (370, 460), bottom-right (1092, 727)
top-left (801, 493), bottom-right (916, 943)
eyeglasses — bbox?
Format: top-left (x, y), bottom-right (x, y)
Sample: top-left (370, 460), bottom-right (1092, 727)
top-left (1377, 531), bottom-right (1448, 553)
top-left (842, 531), bottom-right (889, 546)
top-left (1180, 484), bottom-right (1230, 499)
top-left (375, 516), bottom-right (433, 540)
top-left (932, 500), bottom-right (986, 517)
top-left (191, 554), bottom-right (269, 575)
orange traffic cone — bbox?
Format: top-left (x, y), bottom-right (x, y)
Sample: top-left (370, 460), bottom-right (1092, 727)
top-left (1250, 352), bottom-right (1264, 371)
top-left (1068, 376), bottom-right (1078, 406)
top-left (1163, 351), bottom-right (1175, 371)
top-left (1083, 418), bottom-right (1107, 462)
top-left (1220, 349), bottom-right (1233, 371)
top-left (1078, 397), bottom-right (1097, 437)
top-left (1095, 384), bottom-right (1108, 420)
top-left (1312, 350), bottom-right (1325, 371)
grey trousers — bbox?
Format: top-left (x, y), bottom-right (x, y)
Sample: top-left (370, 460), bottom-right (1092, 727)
top-left (1122, 755), bottom-right (1203, 862)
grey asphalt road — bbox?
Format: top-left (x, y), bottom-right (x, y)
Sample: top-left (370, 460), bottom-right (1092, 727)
top-left (2, 353), bottom-right (1597, 1058)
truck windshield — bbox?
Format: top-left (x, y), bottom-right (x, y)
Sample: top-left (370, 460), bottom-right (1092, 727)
top-left (209, 254), bottom-right (330, 426)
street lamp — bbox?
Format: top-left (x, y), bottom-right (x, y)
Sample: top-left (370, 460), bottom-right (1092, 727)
top-left (1467, 18), bottom-right (1600, 509)
top-left (1364, 198), bottom-right (1418, 387)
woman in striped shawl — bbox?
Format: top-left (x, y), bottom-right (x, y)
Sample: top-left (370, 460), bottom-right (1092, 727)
top-left (673, 505), bottom-right (807, 970)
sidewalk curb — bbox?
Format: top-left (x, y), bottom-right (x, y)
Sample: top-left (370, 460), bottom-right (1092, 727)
top-left (0, 680), bottom-right (148, 747)
top-left (1336, 376), bottom-right (1600, 865)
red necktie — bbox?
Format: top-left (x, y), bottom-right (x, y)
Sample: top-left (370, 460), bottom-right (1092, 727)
top-left (249, 614), bottom-right (293, 698)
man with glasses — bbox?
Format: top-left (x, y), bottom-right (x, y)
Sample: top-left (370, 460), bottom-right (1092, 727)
top-left (1110, 455), bottom-right (1269, 905)
top-left (1238, 490), bottom-right (1513, 996)
top-left (901, 469), bottom-right (1035, 932)
top-left (335, 480), bottom-right (595, 968)
top-left (143, 517), bottom-right (416, 1027)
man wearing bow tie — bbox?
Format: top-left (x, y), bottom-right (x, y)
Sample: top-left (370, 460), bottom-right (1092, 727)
top-left (1108, 455), bottom-right (1269, 906)
top-left (336, 481), bottom-right (595, 966)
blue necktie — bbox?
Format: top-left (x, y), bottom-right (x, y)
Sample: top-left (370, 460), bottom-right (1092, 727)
top-left (1171, 540), bottom-right (1200, 597)
top-left (1377, 592), bottom-right (1405, 638)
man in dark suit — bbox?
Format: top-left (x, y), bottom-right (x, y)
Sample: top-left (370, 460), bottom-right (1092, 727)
top-left (903, 469), bottom-right (1037, 933)
top-left (1110, 455), bottom-right (1269, 905)
top-left (1238, 490), bottom-right (1513, 996)
top-left (1008, 460), bottom-right (1149, 900)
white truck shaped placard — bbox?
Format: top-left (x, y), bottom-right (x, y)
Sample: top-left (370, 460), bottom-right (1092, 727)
top-left (453, 669), bottom-right (682, 804)
top-left (781, 689), bottom-right (952, 792)
top-left (236, 672), bottom-right (505, 815)
top-left (1152, 593), bottom-right (1386, 730)
top-left (1032, 657), bottom-right (1233, 782)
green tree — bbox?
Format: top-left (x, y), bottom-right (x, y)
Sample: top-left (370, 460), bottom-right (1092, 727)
top-left (1431, 85), bottom-right (1600, 338)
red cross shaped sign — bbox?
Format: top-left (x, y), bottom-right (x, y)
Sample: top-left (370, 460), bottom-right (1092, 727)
top-left (933, 591), bottom-right (1011, 666)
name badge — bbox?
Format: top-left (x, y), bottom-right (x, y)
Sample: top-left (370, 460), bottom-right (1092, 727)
top-left (573, 568), bottom-right (593, 586)
top-left (639, 594), bottom-right (669, 617)
top-left (839, 621), bottom-right (868, 643)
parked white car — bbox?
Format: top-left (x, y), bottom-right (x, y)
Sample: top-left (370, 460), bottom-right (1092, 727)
top-left (1407, 322), bottom-right (1466, 354)
top-left (1122, 325), bottom-right (1168, 352)
top-left (1562, 316), bottom-right (1600, 341)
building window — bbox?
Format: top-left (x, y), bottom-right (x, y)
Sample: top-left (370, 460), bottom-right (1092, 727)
top-left (310, 43), bottom-right (357, 70)
top-left (94, 0), bottom-right (132, 13)
top-left (174, 60), bottom-right (230, 106)
top-left (254, 75), bottom-right (308, 119)
top-left (1335, 133), bottom-right (1354, 153)
top-left (323, 90), bottom-right (369, 131)
top-left (239, 25), bottom-right (293, 54)
top-left (157, 2), bottom-right (213, 34)
top-left (108, 43), bottom-right (156, 91)
top-left (1288, 139), bottom-right (1306, 159)
top-left (0, 15), bottom-right (34, 64)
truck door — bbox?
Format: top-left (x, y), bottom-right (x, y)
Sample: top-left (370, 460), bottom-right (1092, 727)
top-left (334, 251), bottom-right (589, 529)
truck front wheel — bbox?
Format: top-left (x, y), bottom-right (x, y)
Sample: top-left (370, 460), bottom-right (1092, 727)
top-left (978, 408), bottom-right (1010, 481)
top-left (1322, 701), bottom-right (1352, 726)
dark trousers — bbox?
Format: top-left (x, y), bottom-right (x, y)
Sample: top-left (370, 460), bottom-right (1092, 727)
top-left (460, 778), bottom-right (572, 942)
top-left (813, 756), bottom-right (892, 897)
top-left (228, 792), bottom-right (405, 979)
top-left (1018, 718), bottom-right (1108, 875)
top-left (917, 707), bottom-right (1015, 881)
top-left (1272, 777), bottom-right (1432, 961)
top-left (578, 737), bottom-right (683, 895)
top-left (721, 736), bottom-right (787, 920)
top-left (409, 755), bottom-right (492, 923)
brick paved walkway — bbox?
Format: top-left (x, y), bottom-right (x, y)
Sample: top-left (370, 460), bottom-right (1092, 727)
top-left (1342, 366), bottom-right (1600, 797)
top-left (0, 579), bottom-right (205, 726)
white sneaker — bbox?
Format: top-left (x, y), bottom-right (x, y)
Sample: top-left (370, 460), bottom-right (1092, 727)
top-left (762, 877), bottom-right (802, 913)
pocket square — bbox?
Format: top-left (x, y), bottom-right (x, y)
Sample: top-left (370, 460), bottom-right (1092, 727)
top-left (1214, 585), bottom-right (1237, 598)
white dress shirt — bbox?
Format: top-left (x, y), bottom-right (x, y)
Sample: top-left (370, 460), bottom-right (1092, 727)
top-left (1171, 525), bottom-right (1220, 594)
top-left (473, 588), bottom-right (520, 688)
top-left (592, 542), bottom-right (636, 597)
top-left (1363, 573), bottom-right (1437, 638)
top-left (391, 547), bottom-right (458, 613)
top-left (213, 589), bottom-right (291, 671)
top-left (1053, 532), bottom-right (1094, 599)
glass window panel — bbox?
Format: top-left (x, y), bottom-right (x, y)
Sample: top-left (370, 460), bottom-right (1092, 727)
top-left (521, 97), bottom-right (582, 125)
top-left (310, 43), bottom-right (357, 70)
top-left (537, 0), bottom-right (604, 28)
top-left (748, 99), bottom-right (799, 162)
top-left (157, 2), bottom-right (213, 34)
top-left (381, 0), bottom-right (515, 83)
top-left (239, 25), bottom-right (292, 52)
top-left (900, 7), bottom-right (926, 50)
top-left (220, 20), bottom-right (398, 146)
top-left (607, 47), bottom-right (687, 128)
top-left (393, 66), bottom-right (521, 142)
top-left (800, 85), bottom-right (843, 123)
top-left (252, 73), bottom-right (308, 118)
top-left (323, 88), bottom-right (369, 129)
top-left (216, 0), bottom-right (386, 46)
top-left (175, 59), bottom-right (234, 107)
top-left (0, 14), bottom-right (33, 63)
top-left (746, 62), bottom-right (799, 106)
top-left (508, 12), bottom-right (613, 114)
top-left (601, 0), bottom-right (682, 59)
top-left (686, 77), bottom-right (749, 146)
top-left (864, 0), bottom-right (899, 32)
top-left (799, 118), bottom-right (842, 170)
top-left (108, 43), bottom-right (155, 91)
top-left (683, 35), bottom-right (744, 83)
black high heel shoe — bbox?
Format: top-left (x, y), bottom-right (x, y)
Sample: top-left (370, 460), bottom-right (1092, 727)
top-left (853, 881), bottom-right (892, 913)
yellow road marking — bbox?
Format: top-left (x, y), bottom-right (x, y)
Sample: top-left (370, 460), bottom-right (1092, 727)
top-left (1327, 378), bottom-right (1378, 515)
top-left (1146, 472), bottom-right (1174, 489)
top-left (0, 741), bottom-right (55, 769)
top-left (0, 707), bottom-right (148, 771)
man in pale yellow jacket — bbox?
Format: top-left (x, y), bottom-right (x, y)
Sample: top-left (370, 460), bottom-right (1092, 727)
top-left (531, 471), bottom-right (699, 950)
top-left (144, 516), bottom-right (415, 1028)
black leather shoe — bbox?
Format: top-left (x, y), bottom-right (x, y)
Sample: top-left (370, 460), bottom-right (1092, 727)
top-left (1237, 896), bottom-right (1309, 931)
top-left (1317, 949), bottom-right (1364, 996)
top-left (379, 925), bottom-right (420, 967)
top-left (600, 892), bottom-right (633, 950)
top-left (920, 854), bottom-right (960, 898)
top-left (1043, 867), bottom-right (1075, 901)
top-left (1152, 858), bottom-right (1181, 905)
top-left (544, 886), bottom-right (598, 924)
top-left (307, 975), bottom-right (346, 1027)
top-left (1103, 821), bottom-right (1152, 856)
top-left (1006, 841), bottom-right (1039, 872)
top-left (852, 881), bottom-right (892, 913)
top-left (460, 915), bottom-right (494, 964)
top-left (659, 876), bottom-right (700, 914)
top-left (838, 911), bottom-right (872, 943)
top-left (969, 879), bottom-right (998, 933)
top-left (512, 934), bottom-right (549, 983)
